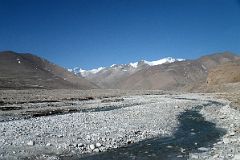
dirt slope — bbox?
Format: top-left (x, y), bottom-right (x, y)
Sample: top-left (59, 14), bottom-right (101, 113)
top-left (0, 51), bottom-right (98, 89)
top-left (207, 59), bottom-right (240, 85)
top-left (118, 52), bottom-right (239, 90)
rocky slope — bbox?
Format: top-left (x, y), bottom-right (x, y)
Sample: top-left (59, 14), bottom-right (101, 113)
top-left (118, 52), bottom-right (239, 90)
top-left (207, 59), bottom-right (240, 85)
top-left (0, 51), bottom-right (98, 89)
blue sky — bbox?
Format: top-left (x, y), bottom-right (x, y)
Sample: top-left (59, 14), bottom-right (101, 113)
top-left (0, 0), bottom-right (240, 69)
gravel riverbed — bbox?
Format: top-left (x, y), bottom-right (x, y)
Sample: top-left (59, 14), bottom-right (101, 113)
top-left (0, 93), bottom-right (239, 160)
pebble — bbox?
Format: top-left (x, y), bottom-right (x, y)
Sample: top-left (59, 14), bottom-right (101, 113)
top-left (46, 143), bottom-right (52, 147)
top-left (89, 144), bottom-right (95, 150)
top-left (127, 139), bottom-right (133, 144)
top-left (223, 137), bottom-right (230, 144)
top-left (198, 147), bottom-right (209, 152)
top-left (96, 142), bottom-right (101, 147)
top-left (220, 116), bottom-right (226, 119)
top-left (93, 148), bottom-right (100, 152)
top-left (78, 143), bottom-right (84, 147)
top-left (57, 135), bottom-right (63, 138)
top-left (229, 132), bottom-right (235, 136)
top-left (166, 145), bottom-right (173, 148)
top-left (27, 141), bottom-right (34, 146)
top-left (213, 154), bottom-right (219, 158)
top-left (86, 135), bottom-right (91, 140)
top-left (191, 154), bottom-right (199, 159)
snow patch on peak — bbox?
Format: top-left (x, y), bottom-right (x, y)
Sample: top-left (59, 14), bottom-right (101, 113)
top-left (129, 62), bottom-right (138, 68)
top-left (88, 67), bottom-right (105, 74)
top-left (110, 64), bottom-right (116, 67)
top-left (144, 57), bottom-right (181, 66)
top-left (69, 57), bottom-right (185, 77)
top-left (67, 69), bottom-right (73, 72)
top-left (71, 67), bottom-right (105, 77)
top-left (128, 57), bottom-right (185, 67)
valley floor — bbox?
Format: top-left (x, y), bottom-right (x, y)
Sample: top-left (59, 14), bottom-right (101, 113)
top-left (0, 90), bottom-right (239, 159)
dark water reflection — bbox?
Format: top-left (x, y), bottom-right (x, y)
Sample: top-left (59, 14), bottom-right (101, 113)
top-left (75, 107), bottom-right (226, 160)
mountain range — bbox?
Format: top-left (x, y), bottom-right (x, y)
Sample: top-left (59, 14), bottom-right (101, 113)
top-left (68, 57), bottom-right (184, 88)
top-left (69, 52), bottom-right (240, 90)
top-left (0, 51), bottom-right (239, 90)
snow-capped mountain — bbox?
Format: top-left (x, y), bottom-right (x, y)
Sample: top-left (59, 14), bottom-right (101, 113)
top-left (69, 57), bottom-right (184, 77)
top-left (68, 67), bottom-right (105, 77)
top-left (68, 57), bottom-right (185, 89)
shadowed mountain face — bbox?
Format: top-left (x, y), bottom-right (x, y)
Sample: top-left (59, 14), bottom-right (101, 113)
top-left (0, 51), bottom-right (99, 89)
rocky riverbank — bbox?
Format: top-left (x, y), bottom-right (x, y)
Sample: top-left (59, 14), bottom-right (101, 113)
top-left (0, 92), bottom-right (239, 159)
top-left (190, 97), bottom-right (240, 159)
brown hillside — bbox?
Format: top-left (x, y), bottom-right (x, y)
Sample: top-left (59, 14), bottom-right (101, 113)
top-left (119, 52), bottom-right (239, 90)
top-left (207, 59), bottom-right (240, 85)
top-left (0, 51), bottom-right (98, 89)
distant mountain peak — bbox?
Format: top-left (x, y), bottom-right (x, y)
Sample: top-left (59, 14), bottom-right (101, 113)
top-left (69, 57), bottom-right (185, 77)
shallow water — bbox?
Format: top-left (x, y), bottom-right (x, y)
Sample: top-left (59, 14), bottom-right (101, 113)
top-left (75, 107), bottom-right (226, 160)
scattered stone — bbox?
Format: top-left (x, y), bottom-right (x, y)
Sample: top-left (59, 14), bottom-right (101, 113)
top-left (220, 116), bottom-right (226, 119)
top-left (223, 137), bottom-right (230, 144)
top-left (198, 147), bottom-right (209, 152)
top-left (127, 139), bottom-right (133, 144)
top-left (89, 144), bottom-right (95, 150)
top-left (228, 154), bottom-right (234, 158)
top-left (166, 145), bottom-right (173, 148)
top-left (190, 132), bottom-right (196, 135)
top-left (213, 154), bottom-right (219, 158)
top-left (191, 154), bottom-right (199, 159)
top-left (0, 94), bottom-right (239, 159)
top-left (86, 135), bottom-right (91, 140)
top-left (93, 148), bottom-right (100, 152)
top-left (96, 142), bottom-right (101, 147)
top-left (57, 135), bottom-right (63, 138)
top-left (229, 132), bottom-right (235, 136)
top-left (78, 143), bottom-right (84, 147)
top-left (27, 140), bottom-right (35, 146)
top-left (217, 141), bottom-right (223, 145)
top-left (46, 143), bottom-right (52, 147)
top-left (180, 148), bottom-right (185, 153)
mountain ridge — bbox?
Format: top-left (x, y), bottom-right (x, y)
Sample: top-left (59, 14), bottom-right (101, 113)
top-left (68, 57), bottom-right (185, 88)
top-left (1, 50), bottom-right (239, 91)
top-left (69, 57), bottom-right (185, 77)
top-left (0, 51), bottom-right (99, 89)
top-left (118, 52), bottom-right (240, 91)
